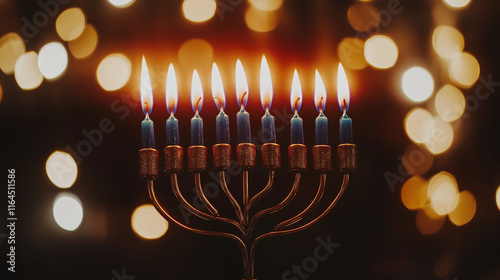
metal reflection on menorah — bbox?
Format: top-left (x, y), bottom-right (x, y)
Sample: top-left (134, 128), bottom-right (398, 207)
top-left (137, 57), bottom-right (357, 280)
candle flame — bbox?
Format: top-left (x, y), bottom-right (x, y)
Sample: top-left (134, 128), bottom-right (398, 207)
top-left (191, 69), bottom-right (203, 113)
top-left (235, 59), bottom-right (249, 108)
top-left (140, 56), bottom-right (153, 116)
top-left (166, 63), bottom-right (178, 115)
top-left (337, 63), bottom-right (350, 112)
top-left (290, 69), bottom-right (303, 113)
top-left (211, 62), bottom-right (226, 111)
top-left (314, 70), bottom-right (327, 113)
top-left (260, 55), bottom-right (273, 111)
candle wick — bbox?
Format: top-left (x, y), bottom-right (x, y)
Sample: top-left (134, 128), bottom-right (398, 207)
top-left (240, 91), bottom-right (247, 110)
top-left (215, 97), bottom-right (223, 112)
top-left (264, 97), bottom-right (269, 111)
top-left (319, 96), bottom-right (324, 114)
top-left (144, 101), bottom-right (150, 118)
top-left (294, 97), bottom-right (301, 114)
top-left (343, 99), bottom-right (347, 113)
top-left (195, 97), bottom-right (202, 114)
top-left (170, 102), bottom-right (175, 117)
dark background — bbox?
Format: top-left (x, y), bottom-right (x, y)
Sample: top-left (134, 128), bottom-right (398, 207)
top-left (1, 0), bottom-right (500, 279)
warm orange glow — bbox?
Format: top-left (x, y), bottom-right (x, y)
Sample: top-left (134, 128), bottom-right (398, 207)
top-left (140, 56), bottom-right (153, 116)
top-left (416, 207), bottom-right (446, 235)
top-left (401, 176), bottom-right (428, 210)
top-left (235, 59), bottom-right (249, 108)
top-left (191, 69), bottom-right (204, 113)
top-left (211, 62), bottom-right (226, 111)
top-left (166, 64), bottom-right (178, 115)
top-left (449, 190), bottom-right (476, 226)
top-left (337, 63), bottom-right (350, 112)
top-left (428, 171), bottom-right (459, 215)
top-left (314, 70), bottom-right (327, 113)
top-left (260, 55), bottom-right (273, 110)
top-left (290, 70), bottom-right (303, 113)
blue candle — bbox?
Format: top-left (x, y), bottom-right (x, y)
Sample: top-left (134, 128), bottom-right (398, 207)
top-left (191, 70), bottom-right (204, 146)
top-left (260, 55), bottom-right (276, 143)
top-left (314, 70), bottom-right (328, 145)
top-left (290, 70), bottom-right (304, 144)
top-left (337, 63), bottom-right (353, 144)
top-left (236, 59), bottom-right (251, 143)
top-left (166, 63), bottom-right (179, 146)
top-left (261, 110), bottom-right (276, 143)
top-left (339, 112), bottom-right (353, 144)
top-left (140, 56), bottom-right (155, 148)
top-left (212, 63), bottom-right (230, 144)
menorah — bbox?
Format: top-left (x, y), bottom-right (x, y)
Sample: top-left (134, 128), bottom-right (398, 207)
top-left (138, 140), bottom-right (357, 280)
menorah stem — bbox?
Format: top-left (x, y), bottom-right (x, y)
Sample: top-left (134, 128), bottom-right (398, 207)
top-left (219, 171), bottom-right (245, 224)
top-left (242, 170), bottom-right (250, 225)
top-left (246, 170), bottom-right (275, 214)
top-left (194, 173), bottom-right (219, 216)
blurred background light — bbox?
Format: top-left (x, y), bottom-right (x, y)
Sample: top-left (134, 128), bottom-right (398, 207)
top-left (14, 51), bottom-right (43, 90)
top-left (56, 8), bottom-right (86, 41)
top-left (347, 3), bottom-right (380, 32)
top-left (434, 84), bottom-right (465, 122)
top-left (178, 38), bottom-right (214, 72)
top-left (68, 24), bottom-right (99, 59)
top-left (0, 82), bottom-right (2, 105)
top-left (496, 186), bottom-right (500, 211)
top-left (402, 67), bottom-right (434, 102)
top-left (245, 6), bottom-right (279, 33)
top-left (401, 176), bottom-right (428, 210)
top-left (0, 32), bottom-right (25, 75)
top-left (337, 37), bottom-right (368, 70)
top-left (364, 35), bottom-right (398, 69)
top-left (404, 108), bottom-right (435, 144)
top-left (38, 42), bottom-right (68, 80)
top-left (416, 207), bottom-right (446, 235)
top-left (53, 193), bottom-right (84, 231)
top-left (402, 144), bottom-right (434, 176)
top-left (108, 0), bottom-right (135, 8)
top-left (424, 117), bottom-right (454, 155)
top-left (443, 0), bottom-right (472, 8)
top-left (449, 190), bottom-right (476, 226)
top-left (96, 53), bottom-right (132, 91)
top-left (46, 151), bottom-right (78, 189)
top-left (131, 204), bottom-right (169, 239)
top-left (432, 26), bottom-right (464, 60)
top-left (449, 52), bottom-right (480, 88)
top-left (249, 0), bottom-right (283, 12)
top-left (427, 172), bottom-right (458, 213)
top-left (429, 175), bottom-right (459, 216)
top-left (182, 0), bottom-right (216, 23)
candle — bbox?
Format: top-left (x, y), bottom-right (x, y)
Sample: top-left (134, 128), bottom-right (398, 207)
top-left (337, 63), bottom-right (353, 144)
top-left (235, 59), bottom-right (251, 143)
top-left (260, 55), bottom-right (276, 143)
top-left (314, 70), bottom-right (328, 145)
top-left (212, 62), bottom-right (230, 144)
top-left (140, 56), bottom-right (155, 148)
top-left (191, 69), bottom-right (204, 146)
top-left (290, 70), bottom-right (304, 144)
top-left (166, 63), bottom-right (179, 146)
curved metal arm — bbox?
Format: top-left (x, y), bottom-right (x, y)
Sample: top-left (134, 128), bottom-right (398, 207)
top-left (247, 173), bottom-right (301, 236)
top-left (194, 173), bottom-right (219, 216)
top-left (219, 171), bottom-right (244, 224)
top-left (171, 174), bottom-right (245, 235)
top-left (246, 170), bottom-right (275, 213)
top-left (275, 173), bottom-right (326, 230)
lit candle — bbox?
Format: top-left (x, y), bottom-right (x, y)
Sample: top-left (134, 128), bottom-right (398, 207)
top-left (260, 55), bottom-right (276, 143)
top-left (166, 63), bottom-right (179, 146)
top-left (140, 56), bottom-right (155, 148)
top-left (191, 69), bottom-right (204, 146)
top-left (314, 70), bottom-right (328, 145)
top-left (337, 63), bottom-right (353, 144)
top-left (290, 70), bottom-right (304, 144)
top-left (235, 59), bottom-right (251, 143)
top-left (212, 62), bottom-right (230, 144)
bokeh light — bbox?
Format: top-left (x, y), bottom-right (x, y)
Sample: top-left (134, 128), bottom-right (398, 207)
top-left (443, 0), bottom-right (471, 8)
top-left (182, 0), bottom-right (216, 23)
top-left (38, 42), bottom-right (68, 80)
top-left (0, 33), bottom-right (25, 75)
top-left (449, 190), bottom-right (476, 226)
top-left (432, 26), bottom-right (464, 59)
top-left (96, 53), bottom-right (132, 91)
top-left (56, 8), bottom-right (86, 41)
top-left (427, 172), bottom-right (458, 215)
top-left (347, 3), bottom-right (380, 32)
top-left (404, 108), bottom-right (434, 144)
top-left (403, 144), bottom-right (434, 176)
top-left (131, 204), bottom-right (169, 239)
top-left (401, 176), bottom-right (428, 210)
top-left (337, 37), bottom-right (368, 70)
top-left (249, 0), bottom-right (283, 11)
top-left (14, 51), bottom-right (43, 90)
top-left (434, 84), bottom-right (465, 122)
top-left (424, 117), bottom-right (454, 155)
top-left (178, 39), bottom-right (214, 72)
top-left (496, 186), bottom-right (500, 211)
top-left (402, 67), bottom-right (434, 102)
top-left (449, 52), bottom-right (480, 88)
top-left (416, 207), bottom-right (446, 235)
top-left (46, 151), bottom-right (78, 189)
top-left (245, 6), bottom-right (279, 33)
top-left (53, 193), bottom-right (84, 231)
top-left (68, 24), bottom-right (99, 59)
top-left (108, 0), bottom-right (135, 8)
top-left (364, 35), bottom-right (398, 69)
top-left (0, 82), bottom-right (2, 105)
